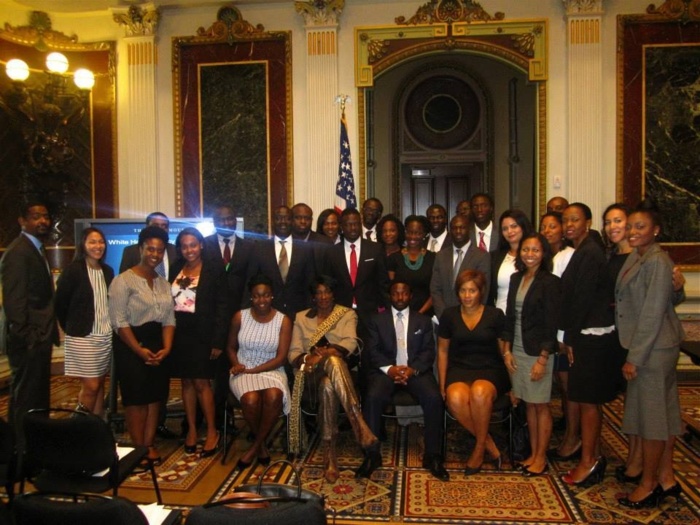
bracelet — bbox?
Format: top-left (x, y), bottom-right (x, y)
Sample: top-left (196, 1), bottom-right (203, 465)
top-left (302, 353), bottom-right (309, 364)
top-left (501, 350), bottom-right (510, 358)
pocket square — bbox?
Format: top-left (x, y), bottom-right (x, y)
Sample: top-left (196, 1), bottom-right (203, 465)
top-left (414, 329), bottom-right (423, 335)
top-left (363, 258), bottom-right (375, 262)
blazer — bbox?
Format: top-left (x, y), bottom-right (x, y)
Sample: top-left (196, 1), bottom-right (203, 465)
top-left (203, 234), bottom-right (255, 315)
top-left (558, 236), bottom-right (614, 346)
top-left (0, 234), bottom-right (59, 350)
top-left (169, 256), bottom-right (230, 350)
top-left (470, 222), bottom-right (499, 253)
top-left (430, 242), bottom-right (491, 318)
top-left (301, 230), bottom-right (333, 275)
top-left (502, 270), bottom-right (561, 356)
top-left (424, 232), bottom-right (454, 252)
top-left (364, 309), bottom-right (435, 375)
top-left (615, 243), bottom-right (684, 367)
top-left (324, 239), bottom-right (389, 317)
top-left (119, 242), bottom-right (177, 274)
top-left (55, 259), bottom-right (115, 337)
top-left (249, 237), bottom-right (316, 317)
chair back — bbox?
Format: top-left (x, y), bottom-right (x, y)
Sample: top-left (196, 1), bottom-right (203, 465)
top-left (23, 409), bottom-right (116, 476)
top-left (12, 492), bottom-right (148, 525)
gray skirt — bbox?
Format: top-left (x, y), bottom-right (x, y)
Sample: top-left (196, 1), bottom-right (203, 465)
top-left (622, 345), bottom-right (682, 440)
top-left (510, 345), bottom-right (554, 404)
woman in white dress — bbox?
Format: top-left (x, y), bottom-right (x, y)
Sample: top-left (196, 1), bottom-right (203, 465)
top-left (227, 274), bottom-right (292, 469)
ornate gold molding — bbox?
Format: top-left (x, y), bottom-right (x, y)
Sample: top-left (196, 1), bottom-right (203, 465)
top-left (294, 0), bottom-right (344, 26)
top-left (562, 0), bottom-right (603, 15)
top-left (1, 10), bottom-right (101, 51)
top-left (112, 4), bottom-right (160, 37)
top-left (647, 0), bottom-right (700, 21)
top-left (196, 5), bottom-right (268, 44)
top-left (395, 0), bottom-right (504, 25)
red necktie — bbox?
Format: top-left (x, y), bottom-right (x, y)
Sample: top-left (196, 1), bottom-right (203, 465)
top-left (350, 243), bottom-right (358, 285)
top-left (478, 231), bottom-right (487, 252)
top-left (223, 238), bottom-right (231, 264)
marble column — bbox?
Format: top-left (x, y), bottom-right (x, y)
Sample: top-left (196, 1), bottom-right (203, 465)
top-left (295, 0), bottom-right (345, 215)
top-left (563, 0), bottom-right (605, 222)
top-left (111, 4), bottom-right (162, 218)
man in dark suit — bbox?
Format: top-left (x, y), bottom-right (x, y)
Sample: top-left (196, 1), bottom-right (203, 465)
top-left (249, 205), bottom-right (315, 319)
top-left (360, 198), bottom-right (383, 242)
top-left (431, 214), bottom-right (491, 319)
top-left (119, 212), bottom-right (177, 279)
top-left (0, 201), bottom-right (59, 451)
top-left (469, 193), bottom-right (499, 253)
top-left (324, 208), bottom-right (389, 343)
top-left (118, 211), bottom-right (178, 439)
top-left (425, 204), bottom-right (452, 252)
top-left (203, 204), bottom-right (255, 431)
top-left (356, 281), bottom-right (448, 481)
top-left (291, 202), bottom-right (332, 271)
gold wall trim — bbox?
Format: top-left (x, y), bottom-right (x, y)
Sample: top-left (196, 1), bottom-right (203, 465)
top-left (570, 18), bottom-right (600, 45)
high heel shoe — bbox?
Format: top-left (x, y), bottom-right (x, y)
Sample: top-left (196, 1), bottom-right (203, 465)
top-left (618, 486), bottom-right (661, 509)
top-left (200, 433), bottom-right (221, 458)
top-left (488, 454), bottom-right (502, 471)
top-left (561, 456), bottom-right (607, 487)
top-left (522, 464), bottom-right (549, 477)
top-left (236, 458), bottom-right (253, 470)
top-left (658, 482), bottom-right (682, 501)
top-left (614, 465), bottom-right (642, 483)
top-left (184, 444), bottom-right (197, 454)
top-left (257, 455), bottom-right (271, 466)
top-left (464, 465), bottom-right (481, 476)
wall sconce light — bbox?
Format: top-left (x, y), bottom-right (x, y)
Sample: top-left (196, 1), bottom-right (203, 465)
top-left (5, 52), bottom-right (94, 89)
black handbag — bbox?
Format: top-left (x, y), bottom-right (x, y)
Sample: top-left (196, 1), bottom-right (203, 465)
top-left (510, 402), bottom-right (531, 462)
top-left (188, 460), bottom-right (330, 525)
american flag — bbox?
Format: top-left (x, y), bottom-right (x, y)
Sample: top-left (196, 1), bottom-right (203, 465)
top-left (335, 113), bottom-right (357, 212)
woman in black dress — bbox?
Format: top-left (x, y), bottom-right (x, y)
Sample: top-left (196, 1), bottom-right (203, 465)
top-left (169, 227), bottom-right (229, 457)
top-left (376, 214), bottom-right (405, 260)
top-left (387, 215), bottom-right (435, 315)
top-left (437, 269), bottom-right (510, 475)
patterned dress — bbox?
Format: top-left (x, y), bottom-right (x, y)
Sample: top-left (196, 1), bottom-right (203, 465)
top-left (229, 309), bottom-right (291, 414)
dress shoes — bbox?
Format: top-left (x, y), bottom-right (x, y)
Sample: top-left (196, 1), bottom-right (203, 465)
top-left (522, 463), bottom-right (549, 477)
top-left (423, 456), bottom-right (449, 481)
top-left (355, 451), bottom-right (381, 479)
top-left (156, 424), bottom-right (179, 439)
top-left (614, 465), bottom-right (642, 483)
top-left (618, 486), bottom-right (661, 509)
top-left (659, 482), bottom-right (682, 501)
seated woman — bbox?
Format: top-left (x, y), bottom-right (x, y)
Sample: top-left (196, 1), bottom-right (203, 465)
top-left (437, 269), bottom-right (510, 475)
top-left (227, 274), bottom-right (292, 469)
top-left (289, 275), bottom-right (378, 483)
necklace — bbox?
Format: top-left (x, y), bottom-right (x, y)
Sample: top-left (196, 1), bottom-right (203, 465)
top-left (403, 249), bottom-right (425, 271)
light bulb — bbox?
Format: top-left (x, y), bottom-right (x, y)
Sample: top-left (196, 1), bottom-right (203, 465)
top-left (73, 68), bottom-right (95, 90)
top-left (46, 52), bottom-right (69, 73)
top-left (5, 59), bottom-right (29, 81)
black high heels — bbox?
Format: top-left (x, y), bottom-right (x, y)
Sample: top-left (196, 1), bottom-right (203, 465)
top-left (659, 482), bottom-right (682, 501)
top-left (614, 465), bottom-right (642, 483)
top-left (561, 456), bottom-right (607, 487)
top-left (200, 433), bottom-right (221, 458)
top-left (522, 463), bottom-right (549, 477)
top-left (618, 486), bottom-right (661, 509)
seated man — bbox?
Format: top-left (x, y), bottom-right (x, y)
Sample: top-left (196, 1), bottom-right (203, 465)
top-left (356, 280), bottom-right (448, 481)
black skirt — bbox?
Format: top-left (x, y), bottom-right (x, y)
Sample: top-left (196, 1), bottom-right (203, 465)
top-left (114, 322), bottom-right (169, 406)
top-left (169, 311), bottom-right (216, 379)
top-left (568, 331), bottom-right (625, 404)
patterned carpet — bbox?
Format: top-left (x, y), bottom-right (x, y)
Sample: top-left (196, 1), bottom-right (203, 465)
top-left (211, 384), bottom-right (700, 524)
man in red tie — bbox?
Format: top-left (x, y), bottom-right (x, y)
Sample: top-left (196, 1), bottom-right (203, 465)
top-left (469, 193), bottom-right (497, 253)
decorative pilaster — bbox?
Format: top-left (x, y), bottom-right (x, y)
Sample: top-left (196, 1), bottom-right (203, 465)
top-left (563, 0), bottom-right (605, 220)
top-left (111, 3), bottom-right (162, 217)
top-left (295, 0), bottom-right (345, 212)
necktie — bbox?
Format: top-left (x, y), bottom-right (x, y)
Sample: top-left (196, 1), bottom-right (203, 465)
top-left (453, 248), bottom-right (464, 283)
top-left (430, 239), bottom-right (438, 252)
top-left (366, 230), bottom-right (373, 241)
top-left (223, 238), bottom-right (231, 264)
top-left (349, 243), bottom-right (358, 286)
top-left (40, 244), bottom-right (52, 278)
top-left (396, 311), bottom-right (407, 366)
top-left (478, 231), bottom-right (487, 252)
top-left (278, 240), bottom-right (289, 283)
top-left (155, 259), bottom-right (166, 278)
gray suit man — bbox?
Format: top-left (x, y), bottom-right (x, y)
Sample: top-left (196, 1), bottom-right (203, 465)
top-left (430, 214), bottom-right (491, 319)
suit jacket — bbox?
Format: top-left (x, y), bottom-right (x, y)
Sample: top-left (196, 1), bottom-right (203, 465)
top-left (364, 309), bottom-right (435, 375)
top-left (119, 242), bottom-right (177, 274)
top-left (470, 222), bottom-right (499, 253)
top-left (424, 232), bottom-right (453, 252)
top-left (169, 257), bottom-right (230, 349)
top-left (0, 234), bottom-right (59, 350)
top-left (300, 230), bottom-right (333, 275)
top-left (559, 236), bottom-right (614, 346)
top-left (502, 270), bottom-right (561, 356)
top-left (615, 243), bottom-right (684, 367)
top-left (324, 239), bottom-right (389, 317)
top-left (430, 242), bottom-right (491, 318)
top-left (249, 237), bottom-right (315, 318)
top-left (54, 259), bottom-right (114, 337)
top-left (203, 234), bottom-right (255, 315)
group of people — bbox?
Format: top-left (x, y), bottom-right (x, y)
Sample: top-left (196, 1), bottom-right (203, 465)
top-left (0, 193), bottom-right (686, 510)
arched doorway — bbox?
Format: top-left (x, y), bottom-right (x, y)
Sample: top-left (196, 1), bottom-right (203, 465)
top-left (354, 5), bottom-right (547, 218)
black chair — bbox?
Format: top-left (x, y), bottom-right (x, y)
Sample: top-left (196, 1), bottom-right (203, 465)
top-left (19, 408), bottom-right (162, 503)
top-left (0, 418), bottom-right (16, 503)
top-left (11, 492), bottom-right (148, 525)
top-left (443, 392), bottom-right (514, 461)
